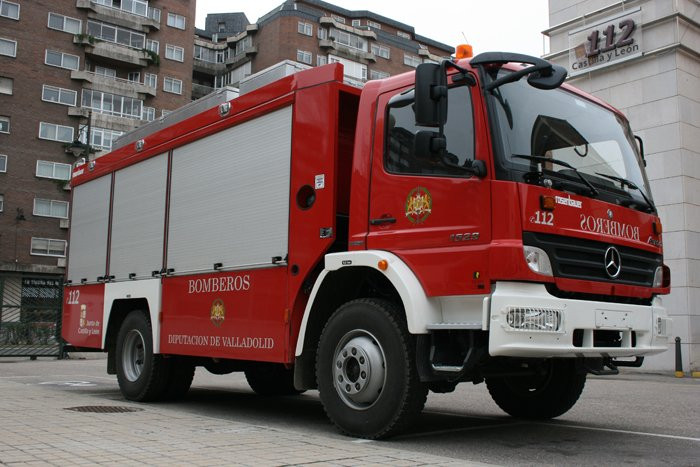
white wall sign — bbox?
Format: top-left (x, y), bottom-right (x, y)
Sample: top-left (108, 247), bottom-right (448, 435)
top-left (568, 8), bottom-right (642, 77)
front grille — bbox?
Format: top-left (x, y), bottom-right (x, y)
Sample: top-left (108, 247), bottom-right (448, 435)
top-left (524, 232), bottom-right (661, 287)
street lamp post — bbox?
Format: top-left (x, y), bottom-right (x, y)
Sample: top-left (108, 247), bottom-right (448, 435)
top-left (66, 110), bottom-right (93, 160)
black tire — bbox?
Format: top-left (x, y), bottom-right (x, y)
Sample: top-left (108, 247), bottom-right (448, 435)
top-left (115, 310), bottom-right (169, 402)
top-left (486, 359), bottom-right (586, 419)
top-left (316, 298), bottom-right (428, 439)
top-left (245, 363), bottom-right (304, 396)
top-left (164, 357), bottom-right (195, 400)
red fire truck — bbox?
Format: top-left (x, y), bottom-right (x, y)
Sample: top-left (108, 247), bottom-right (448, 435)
top-left (62, 51), bottom-right (671, 439)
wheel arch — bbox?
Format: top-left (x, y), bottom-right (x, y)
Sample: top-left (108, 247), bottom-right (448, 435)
top-left (105, 298), bottom-right (151, 375)
top-left (293, 251), bottom-right (440, 389)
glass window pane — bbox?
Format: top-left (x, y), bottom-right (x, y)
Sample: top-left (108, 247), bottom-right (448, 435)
top-left (63, 54), bottom-right (78, 70)
top-left (46, 50), bottom-right (62, 66)
top-left (48, 13), bottom-right (63, 30)
top-left (43, 86), bottom-right (59, 102)
top-left (65, 18), bottom-right (81, 34)
top-left (31, 238), bottom-right (48, 254)
top-left (35, 200), bottom-right (50, 216)
top-left (55, 164), bottom-right (71, 180)
top-left (57, 126), bottom-right (73, 142)
top-left (37, 161), bottom-right (53, 177)
top-left (48, 240), bottom-right (65, 256)
top-left (40, 123), bottom-right (56, 140)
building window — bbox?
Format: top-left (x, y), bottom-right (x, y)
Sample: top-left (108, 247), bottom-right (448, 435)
top-left (217, 21), bottom-right (226, 33)
top-left (142, 106), bottom-right (155, 121)
top-left (298, 21), bottom-right (312, 36)
top-left (1, 0), bottom-right (19, 20)
top-left (127, 71), bottom-right (140, 82)
top-left (39, 122), bottom-right (74, 142)
top-left (165, 44), bottom-right (184, 62)
top-left (351, 19), bottom-right (361, 27)
top-left (331, 29), bottom-right (367, 52)
top-left (82, 125), bottom-right (123, 150)
top-left (371, 44), bottom-right (390, 59)
top-left (404, 54), bottom-right (421, 68)
top-left (94, 65), bottom-right (116, 77)
top-left (0, 194), bottom-right (3, 212)
top-left (367, 20), bottom-right (381, 30)
top-left (318, 28), bottom-right (328, 40)
top-left (47, 12), bottom-right (81, 34)
top-left (42, 85), bottom-right (77, 106)
top-left (87, 20), bottom-right (145, 49)
top-left (36, 160), bottom-right (71, 180)
top-left (0, 154), bottom-right (6, 172)
top-left (163, 77), bottom-right (182, 94)
top-left (146, 38), bottom-right (159, 54)
top-left (33, 198), bottom-right (69, 219)
top-left (297, 50), bottom-right (312, 65)
top-left (0, 116), bottom-right (9, 133)
top-left (329, 55), bottom-right (367, 82)
top-left (167, 12), bottom-right (185, 30)
top-left (0, 76), bottom-right (11, 94)
top-left (0, 37), bottom-right (17, 57)
top-left (317, 55), bottom-right (327, 66)
top-left (30, 238), bottom-right (67, 257)
top-left (397, 31), bottom-right (411, 39)
top-left (82, 89), bottom-right (143, 119)
top-left (234, 36), bottom-right (252, 55)
top-left (144, 73), bottom-right (157, 88)
top-left (45, 49), bottom-right (79, 70)
top-left (369, 69), bottom-right (390, 80)
top-left (331, 15), bottom-right (345, 24)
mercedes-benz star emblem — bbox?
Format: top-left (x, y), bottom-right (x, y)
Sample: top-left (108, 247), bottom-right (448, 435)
top-left (604, 246), bottom-right (622, 279)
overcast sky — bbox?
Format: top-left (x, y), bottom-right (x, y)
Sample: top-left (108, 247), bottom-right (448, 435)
top-left (195, 1), bottom-right (551, 57)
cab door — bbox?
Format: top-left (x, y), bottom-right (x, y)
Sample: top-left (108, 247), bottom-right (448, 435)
top-left (366, 78), bottom-right (492, 297)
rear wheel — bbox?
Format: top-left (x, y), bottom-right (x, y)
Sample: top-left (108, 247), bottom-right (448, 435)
top-left (486, 359), bottom-right (586, 419)
top-left (115, 311), bottom-right (169, 401)
top-left (245, 363), bottom-right (304, 396)
top-left (316, 299), bottom-right (427, 439)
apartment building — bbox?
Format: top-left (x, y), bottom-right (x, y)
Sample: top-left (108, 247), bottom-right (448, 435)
top-left (0, 0), bottom-right (194, 354)
top-left (192, 0), bottom-right (453, 98)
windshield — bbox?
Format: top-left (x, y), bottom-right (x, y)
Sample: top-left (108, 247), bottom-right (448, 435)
top-left (487, 69), bottom-right (653, 210)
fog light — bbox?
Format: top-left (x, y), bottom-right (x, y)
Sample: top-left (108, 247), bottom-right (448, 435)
top-left (506, 307), bottom-right (562, 332)
top-left (523, 246), bottom-right (553, 276)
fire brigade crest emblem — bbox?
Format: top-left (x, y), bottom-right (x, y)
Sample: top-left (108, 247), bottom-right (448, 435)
top-left (405, 187), bottom-right (432, 224)
top-left (210, 299), bottom-right (225, 327)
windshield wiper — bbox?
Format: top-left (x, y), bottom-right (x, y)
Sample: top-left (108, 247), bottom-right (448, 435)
top-left (513, 154), bottom-right (599, 196)
top-left (595, 172), bottom-right (656, 212)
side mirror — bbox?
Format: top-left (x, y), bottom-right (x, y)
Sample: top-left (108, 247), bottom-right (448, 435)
top-left (527, 64), bottom-right (568, 90)
top-left (414, 130), bottom-right (445, 160)
top-left (414, 63), bottom-right (447, 127)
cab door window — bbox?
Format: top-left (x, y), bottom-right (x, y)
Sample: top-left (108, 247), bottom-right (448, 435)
top-left (385, 86), bottom-right (474, 177)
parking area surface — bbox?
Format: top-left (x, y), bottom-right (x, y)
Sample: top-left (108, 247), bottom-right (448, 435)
top-left (1, 357), bottom-right (698, 465)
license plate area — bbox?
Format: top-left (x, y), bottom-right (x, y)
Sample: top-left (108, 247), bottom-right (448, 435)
top-left (596, 310), bottom-right (631, 329)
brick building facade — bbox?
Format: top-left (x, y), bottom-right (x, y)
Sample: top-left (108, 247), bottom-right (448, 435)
top-left (192, 0), bottom-right (453, 98)
top-left (0, 0), bottom-right (194, 348)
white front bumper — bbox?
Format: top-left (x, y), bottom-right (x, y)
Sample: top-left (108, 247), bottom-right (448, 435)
top-left (488, 282), bottom-right (671, 358)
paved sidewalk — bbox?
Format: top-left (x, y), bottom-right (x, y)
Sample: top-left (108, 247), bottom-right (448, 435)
top-left (0, 375), bottom-right (475, 466)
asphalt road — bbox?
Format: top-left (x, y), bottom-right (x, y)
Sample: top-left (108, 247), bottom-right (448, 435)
top-left (2, 356), bottom-right (698, 465)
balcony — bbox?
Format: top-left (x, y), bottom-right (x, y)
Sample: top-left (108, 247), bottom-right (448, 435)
top-left (74, 35), bottom-right (156, 67)
top-left (225, 47), bottom-right (257, 67)
top-left (71, 70), bottom-right (156, 98)
top-left (68, 107), bottom-right (142, 133)
top-left (418, 47), bottom-right (446, 62)
top-left (76, 0), bottom-right (160, 32)
top-left (320, 40), bottom-right (375, 63)
top-left (193, 59), bottom-right (227, 76)
top-left (319, 16), bottom-right (377, 39)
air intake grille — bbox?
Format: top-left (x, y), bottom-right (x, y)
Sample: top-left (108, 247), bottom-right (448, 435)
top-left (523, 232), bottom-right (661, 287)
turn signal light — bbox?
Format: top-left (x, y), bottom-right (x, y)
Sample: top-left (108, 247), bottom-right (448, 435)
top-left (540, 195), bottom-right (556, 211)
top-left (653, 220), bottom-right (662, 236)
top-left (377, 259), bottom-right (388, 271)
top-left (455, 44), bottom-right (473, 59)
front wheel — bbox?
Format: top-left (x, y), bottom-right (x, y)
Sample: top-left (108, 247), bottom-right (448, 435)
top-left (316, 299), bottom-right (427, 439)
top-left (486, 359), bottom-right (586, 419)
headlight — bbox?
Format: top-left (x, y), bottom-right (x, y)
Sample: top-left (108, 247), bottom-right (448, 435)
top-left (652, 266), bottom-right (663, 288)
top-left (506, 307), bottom-right (562, 332)
top-left (523, 246), bottom-right (553, 276)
